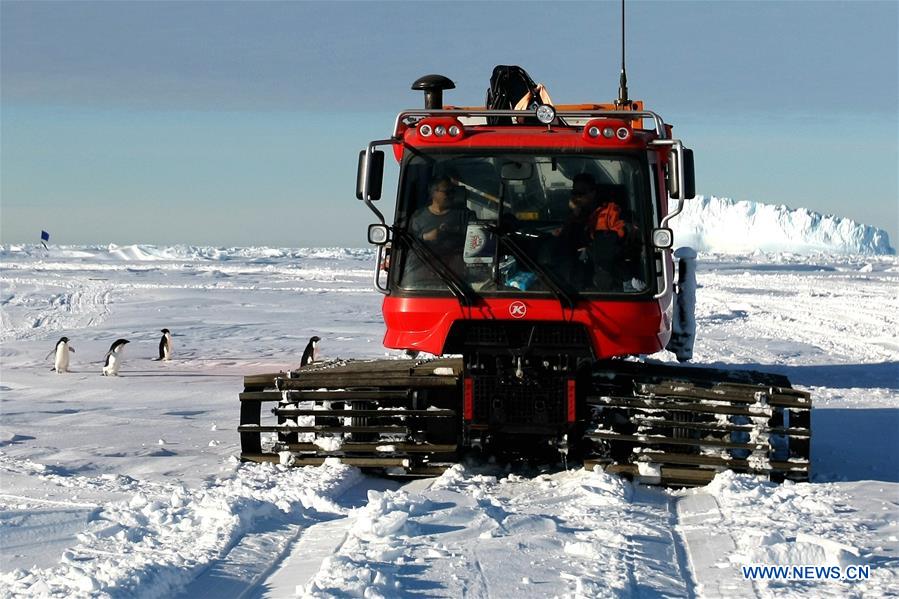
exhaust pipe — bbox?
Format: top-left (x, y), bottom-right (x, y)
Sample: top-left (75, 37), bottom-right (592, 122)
top-left (411, 74), bottom-right (455, 109)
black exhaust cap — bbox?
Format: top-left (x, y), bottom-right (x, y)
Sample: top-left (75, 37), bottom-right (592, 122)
top-left (411, 74), bottom-right (455, 109)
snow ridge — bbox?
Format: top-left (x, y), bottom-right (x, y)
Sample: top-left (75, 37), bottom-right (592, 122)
top-left (0, 458), bottom-right (362, 598)
top-left (671, 196), bottom-right (895, 256)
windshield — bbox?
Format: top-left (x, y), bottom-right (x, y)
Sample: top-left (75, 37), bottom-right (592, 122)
top-left (393, 152), bottom-right (652, 296)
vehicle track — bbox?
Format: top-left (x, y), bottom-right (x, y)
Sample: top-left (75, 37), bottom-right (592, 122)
top-left (0, 277), bottom-right (113, 342)
top-left (259, 467), bottom-right (697, 598)
top-left (172, 474), bottom-right (403, 599)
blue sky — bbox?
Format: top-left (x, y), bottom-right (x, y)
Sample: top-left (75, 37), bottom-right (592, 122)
top-left (2, 1), bottom-right (896, 247)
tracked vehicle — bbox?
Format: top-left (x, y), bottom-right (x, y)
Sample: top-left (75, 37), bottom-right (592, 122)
top-left (238, 66), bottom-right (811, 485)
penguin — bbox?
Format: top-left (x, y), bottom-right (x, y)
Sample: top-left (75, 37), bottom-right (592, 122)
top-left (155, 328), bottom-right (173, 361)
top-left (300, 336), bottom-right (321, 367)
top-left (46, 337), bottom-right (75, 373)
top-left (102, 339), bottom-right (130, 376)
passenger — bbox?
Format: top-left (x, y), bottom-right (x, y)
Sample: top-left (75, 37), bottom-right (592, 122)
top-left (552, 173), bottom-right (599, 288)
top-left (589, 188), bottom-right (643, 291)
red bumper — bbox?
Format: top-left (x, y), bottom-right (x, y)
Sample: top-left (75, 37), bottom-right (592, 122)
top-left (382, 295), bottom-right (672, 359)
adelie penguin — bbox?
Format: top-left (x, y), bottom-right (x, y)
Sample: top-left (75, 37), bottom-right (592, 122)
top-left (155, 328), bottom-right (173, 361)
top-left (300, 336), bottom-right (321, 367)
top-left (102, 339), bottom-right (130, 376)
top-left (46, 336), bottom-right (75, 373)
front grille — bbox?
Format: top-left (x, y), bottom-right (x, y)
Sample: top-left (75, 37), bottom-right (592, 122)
top-left (531, 325), bottom-right (589, 346)
top-left (447, 321), bottom-right (592, 355)
top-left (471, 376), bottom-right (567, 425)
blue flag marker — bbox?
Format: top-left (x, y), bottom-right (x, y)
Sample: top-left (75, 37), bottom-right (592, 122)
top-left (40, 230), bottom-right (50, 250)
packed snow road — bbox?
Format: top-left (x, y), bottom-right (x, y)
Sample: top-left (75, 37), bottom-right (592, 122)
top-left (1, 244), bottom-right (897, 597)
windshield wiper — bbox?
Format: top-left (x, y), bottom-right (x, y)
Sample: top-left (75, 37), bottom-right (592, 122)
top-left (395, 229), bottom-right (475, 308)
top-left (497, 230), bottom-right (578, 312)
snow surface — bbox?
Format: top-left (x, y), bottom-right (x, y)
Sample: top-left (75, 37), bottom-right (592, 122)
top-left (1, 235), bottom-right (898, 597)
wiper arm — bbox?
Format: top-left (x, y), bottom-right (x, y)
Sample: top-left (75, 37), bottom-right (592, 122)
top-left (396, 229), bottom-right (475, 308)
top-left (498, 231), bottom-right (579, 312)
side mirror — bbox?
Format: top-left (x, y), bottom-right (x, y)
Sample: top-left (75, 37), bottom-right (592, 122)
top-left (668, 147), bottom-right (696, 200)
top-left (682, 148), bottom-right (695, 199)
top-left (367, 223), bottom-right (390, 246)
top-left (356, 149), bottom-right (385, 201)
top-left (652, 227), bottom-right (674, 249)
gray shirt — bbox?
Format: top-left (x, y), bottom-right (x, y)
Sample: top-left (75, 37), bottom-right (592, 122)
top-left (410, 206), bottom-right (470, 253)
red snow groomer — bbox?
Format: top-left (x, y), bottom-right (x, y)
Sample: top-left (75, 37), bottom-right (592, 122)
top-left (239, 67), bottom-right (811, 485)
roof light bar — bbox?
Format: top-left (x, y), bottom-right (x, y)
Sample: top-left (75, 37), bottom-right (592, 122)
top-left (415, 117), bottom-right (466, 142)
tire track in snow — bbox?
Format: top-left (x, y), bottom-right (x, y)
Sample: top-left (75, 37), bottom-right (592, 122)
top-left (291, 466), bottom-right (693, 598)
top-left (177, 474), bottom-right (403, 599)
top-left (0, 459), bottom-right (364, 598)
top-left (672, 492), bottom-right (761, 599)
top-left (0, 277), bottom-right (113, 343)
top-left (669, 497), bottom-right (700, 599)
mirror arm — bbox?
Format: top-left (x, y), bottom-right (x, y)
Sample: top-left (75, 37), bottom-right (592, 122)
top-left (361, 139), bottom-right (394, 223)
top-left (649, 139), bottom-right (687, 299)
top-left (365, 198), bottom-right (385, 225)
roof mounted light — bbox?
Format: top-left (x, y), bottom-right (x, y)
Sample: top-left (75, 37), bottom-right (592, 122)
top-left (412, 117), bottom-right (466, 143)
top-left (582, 118), bottom-right (635, 144)
top-left (535, 104), bottom-right (555, 125)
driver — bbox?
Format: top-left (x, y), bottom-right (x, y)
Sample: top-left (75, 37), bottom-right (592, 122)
top-left (410, 177), bottom-right (470, 254)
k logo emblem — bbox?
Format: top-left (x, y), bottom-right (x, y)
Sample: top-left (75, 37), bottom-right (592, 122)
top-left (509, 301), bottom-right (527, 319)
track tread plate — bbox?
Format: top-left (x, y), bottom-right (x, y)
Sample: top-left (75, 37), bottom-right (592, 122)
top-left (627, 416), bottom-right (811, 438)
top-left (272, 408), bottom-right (455, 418)
top-left (587, 430), bottom-right (773, 452)
top-left (238, 424), bottom-right (409, 434)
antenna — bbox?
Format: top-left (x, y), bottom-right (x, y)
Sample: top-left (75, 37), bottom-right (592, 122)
top-left (616, 0), bottom-right (630, 108)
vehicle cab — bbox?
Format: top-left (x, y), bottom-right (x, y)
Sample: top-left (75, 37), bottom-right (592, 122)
top-left (357, 76), bottom-right (695, 361)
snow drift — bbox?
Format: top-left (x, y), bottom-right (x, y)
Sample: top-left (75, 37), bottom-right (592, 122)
top-left (671, 196), bottom-right (894, 255)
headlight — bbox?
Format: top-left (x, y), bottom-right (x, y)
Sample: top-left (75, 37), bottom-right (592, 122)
top-left (652, 228), bottom-right (673, 249)
top-left (535, 104), bottom-right (556, 124)
top-left (368, 224), bottom-right (390, 245)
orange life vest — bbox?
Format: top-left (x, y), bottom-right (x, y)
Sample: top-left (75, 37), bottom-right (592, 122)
top-left (591, 203), bottom-right (626, 239)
